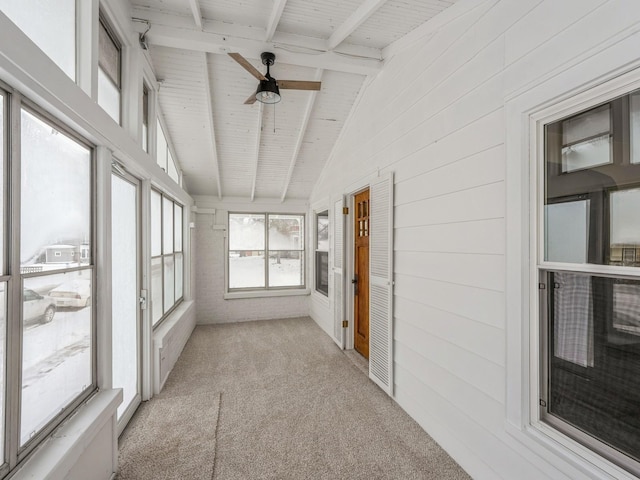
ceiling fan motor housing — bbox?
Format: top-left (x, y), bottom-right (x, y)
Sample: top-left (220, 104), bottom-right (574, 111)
top-left (261, 52), bottom-right (276, 66)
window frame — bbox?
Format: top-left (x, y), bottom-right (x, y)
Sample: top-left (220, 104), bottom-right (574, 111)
top-left (11, 95), bottom-right (98, 467)
top-left (226, 212), bottom-right (306, 293)
top-left (314, 210), bottom-right (328, 297)
top-left (142, 83), bottom-right (149, 153)
top-left (150, 188), bottom-right (184, 329)
top-left (535, 84), bottom-right (640, 477)
top-left (97, 11), bottom-right (122, 124)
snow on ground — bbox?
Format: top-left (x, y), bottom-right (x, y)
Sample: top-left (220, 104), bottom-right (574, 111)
top-left (20, 306), bottom-right (90, 444)
top-left (229, 256), bottom-right (303, 288)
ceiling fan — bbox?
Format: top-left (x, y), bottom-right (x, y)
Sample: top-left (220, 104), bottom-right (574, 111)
top-left (228, 52), bottom-right (321, 105)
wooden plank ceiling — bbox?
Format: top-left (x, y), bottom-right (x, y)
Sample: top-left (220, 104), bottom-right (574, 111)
top-left (130, 0), bottom-right (458, 200)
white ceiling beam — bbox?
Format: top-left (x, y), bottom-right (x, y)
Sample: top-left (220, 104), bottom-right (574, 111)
top-left (327, 0), bottom-right (388, 50)
top-left (250, 102), bottom-right (264, 201)
top-left (265, 0), bottom-right (288, 41)
top-left (280, 69), bottom-right (323, 203)
top-left (188, 0), bottom-right (203, 30)
top-left (131, 8), bottom-right (382, 76)
top-left (201, 52), bottom-right (222, 199)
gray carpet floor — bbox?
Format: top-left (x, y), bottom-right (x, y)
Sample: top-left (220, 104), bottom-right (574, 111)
top-left (117, 316), bottom-right (470, 480)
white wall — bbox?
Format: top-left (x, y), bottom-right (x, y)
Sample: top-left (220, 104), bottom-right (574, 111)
top-left (194, 196), bottom-right (309, 324)
top-left (308, 0), bottom-right (640, 478)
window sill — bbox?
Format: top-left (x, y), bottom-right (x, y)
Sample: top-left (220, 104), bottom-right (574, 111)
top-left (12, 388), bottom-right (122, 480)
top-left (505, 420), bottom-right (636, 480)
top-left (224, 289), bottom-right (310, 300)
top-left (311, 290), bottom-right (330, 305)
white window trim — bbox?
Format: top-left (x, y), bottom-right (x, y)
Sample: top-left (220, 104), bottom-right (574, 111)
top-left (505, 63), bottom-right (640, 480)
top-left (313, 209), bottom-right (330, 302)
top-left (226, 212), bottom-right (307, 294)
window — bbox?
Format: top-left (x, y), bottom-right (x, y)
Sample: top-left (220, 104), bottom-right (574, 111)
top-left (228, 213), bottom-right (305, 291)
top-left (156, 118), bottom-right (180, 184)
top-left (97, 13), bottom-right (121, 123)
top-left (151, 190), bottom-right (183, 326)
top-left (541, 88), bottom-right (640, 474)
top-left (142, 84), bottom-right (149, 152)
top-left (0, 0), bottom-right (76, 80)
top-left (0, 91), bottom-right (5, 466)
top-left (315, 211), bottom-right (328, 296)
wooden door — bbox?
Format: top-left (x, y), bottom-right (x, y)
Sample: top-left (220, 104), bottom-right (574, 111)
top-left (354, 189), bottom-right (370, 358)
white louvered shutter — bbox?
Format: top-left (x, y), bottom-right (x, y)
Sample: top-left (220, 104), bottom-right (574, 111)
top-left (369, 172), bottom-right (394, 395)
top-left (332, 197), bottom-right (345, 348)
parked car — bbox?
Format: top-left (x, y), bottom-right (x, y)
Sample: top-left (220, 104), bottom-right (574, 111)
top-left (48, 279), bottom-right (91, 308)
top-left (23, 288), bottom-right (56, 324)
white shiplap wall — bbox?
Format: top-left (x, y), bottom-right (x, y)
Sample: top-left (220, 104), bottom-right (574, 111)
top-left (308, 0), bottom-right (640, 478)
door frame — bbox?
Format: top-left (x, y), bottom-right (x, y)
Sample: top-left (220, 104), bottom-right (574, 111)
top-left (110, 167), bottom-right (143, 436)
top-left (344, 181), bottom-right (373, 352)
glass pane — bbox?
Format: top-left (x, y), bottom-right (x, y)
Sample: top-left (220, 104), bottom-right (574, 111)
top-left (544, 200), bottom-right (590, 263)
top-left (163, 197), bottom-right (173, 254)
top-left (98, 18), bottom-right (119, 86)
top-left (562, 135), bottom-right (611, 173)
top-left (631, 93), bottom-right (640, 164)
top-left (98, 68), bottom-right (120, 123)
top-left (229, 251), bottom-right (264, 289)
top-left (0, 0), bottom-right (76, 80)
top-left (560, 105), bottom-right (611, 173)
top-left (142, 86), bottom-right (149, 127)
top-left (315, 251), bottom-right (328, 296)
top-left (151, 190), bottom-right (162, 257)
top-left (22, 270), bottom-right (92, 445)
top-left (111, 175), bottom-right (138, 420)
top-left (269, 251), bottom-right (303, 287)
top-left (268, 214), bottom-right (303, 250)
top-left (0, 94), bottom-right (3, 274)
top-left (562, 105), bottom-right (610, 145)
top-left (545, 94), bottom-right (640, 267)
top-left (156, 119), bottom-right (167, 171)
top-left (21, 109), bottom-right (91, 273)
top-left (174, 204), bottom-right (183, 252)
top-left (175, 252), bottom-right (183, 300)
top-left (151, 257), bottom-right (162, 326)
top-left (316, 212), bottom-right (328, 251)
top-left (142, 123), bottom-right (148, 153)
top-left (229, 214), bottom-right (264, 250)
top-left (163, 256), bottom-right (174, 312)
top-left (610, 188), bottom-right (640, 267)
top-left (546, 271), bottom-right (640, 463)
top-left (168, 151), bottom-right (179, 183)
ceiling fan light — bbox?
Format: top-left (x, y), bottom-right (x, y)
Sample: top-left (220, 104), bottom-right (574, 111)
top-left (256, 77), bottom-right (281, 104)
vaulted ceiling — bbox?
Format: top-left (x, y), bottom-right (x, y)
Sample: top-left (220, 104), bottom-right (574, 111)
top-left (130, 0), bottom-right (458, 200)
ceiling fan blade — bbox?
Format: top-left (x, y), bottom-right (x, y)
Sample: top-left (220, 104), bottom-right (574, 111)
top-left (244, 93), bottom-right (257, 105)
top-left (228, 52), bottom-right (266, 81)
top-left (278, 80), bottom-right (322, 91)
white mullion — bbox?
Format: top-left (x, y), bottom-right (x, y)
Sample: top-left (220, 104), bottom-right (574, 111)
top-left (140, 179), bottom-right (152, 400)
top-left (96, 146), bottom-right (113, 390)
top-left (77, 0), bottom-right (99, 99)
top-left (5, 91), bottom-right (22, 470)
top-left (264, 213), bottom-right (269, 290)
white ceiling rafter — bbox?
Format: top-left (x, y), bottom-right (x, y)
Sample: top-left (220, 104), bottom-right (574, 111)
top-left (327, 0), bottom-right (388, 50)
top-left (131, 8), bottom-right (382, 76)
top-left (201, 52), bottom-right (222, 199)
top-left (188, 0), bottom-right (203, 29)
top-left (265, 0), bottom-right (288, 41)
top-left (280, 69), bottom-right (323, 203)
top-left (250, 102), bottom-right (264, 201)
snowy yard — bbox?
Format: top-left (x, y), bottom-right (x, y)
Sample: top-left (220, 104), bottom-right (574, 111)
top-left (20, 306), bottom-right (91, 445)
top-left (229, 255), bottom-right (303, 289)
